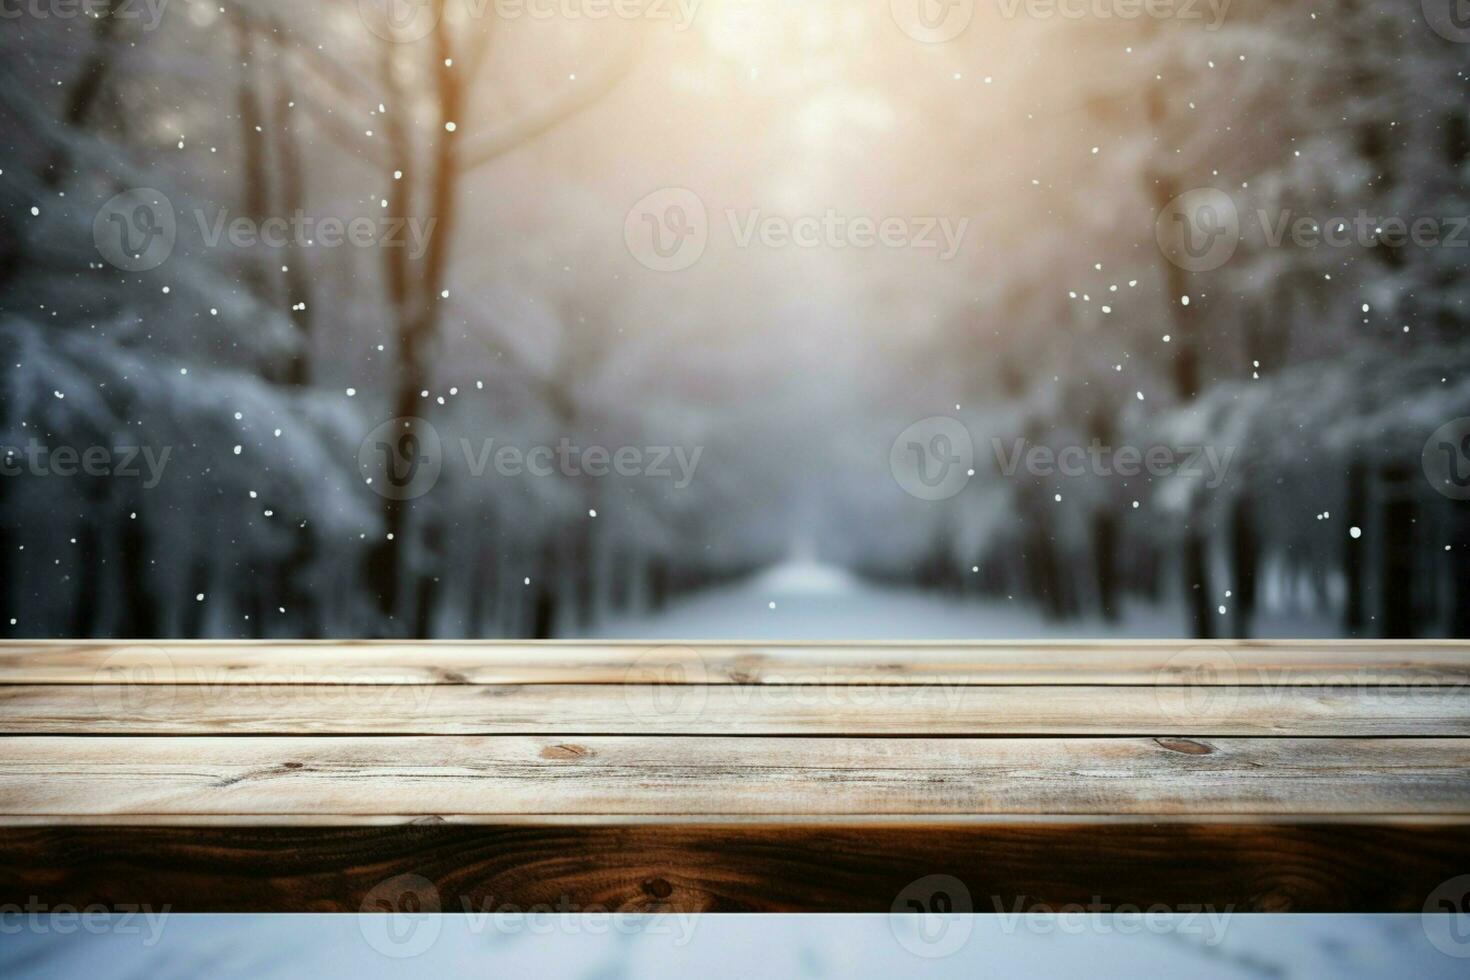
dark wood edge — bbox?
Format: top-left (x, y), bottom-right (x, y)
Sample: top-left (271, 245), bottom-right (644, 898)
top-left (3, 821), bottom-right (1466, 912)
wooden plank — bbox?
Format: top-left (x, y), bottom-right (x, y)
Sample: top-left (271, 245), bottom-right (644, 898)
top-left (6, 683), bottom-right (1469, 736)
top-left (2, 821), bottom-right (1467, 912)
top-left (3, 640), bottom-right (1469, 685)
top-left (1, 736), bottom-right (1467, 817)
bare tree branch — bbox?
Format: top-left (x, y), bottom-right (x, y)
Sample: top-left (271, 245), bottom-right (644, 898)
top-left (218, 0), bottom-right (380, 100)
top-left (215, 0), bottom-right (385, 165)
top-left (461, 34), bottom-right (643, 172)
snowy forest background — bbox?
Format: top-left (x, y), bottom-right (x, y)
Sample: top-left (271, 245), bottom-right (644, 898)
top-left (1, 0), bottom-right (1468, 640)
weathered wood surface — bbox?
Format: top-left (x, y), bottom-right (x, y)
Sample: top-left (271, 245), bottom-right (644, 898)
top-left (0, 641), bottom-right (1467, 912)
top-left (2, 822), bottom-right (1465, 912)
top-left (3, 736), bottom-right (1468, 817)
top-left (6, 684), bottom-right (1468, 735)
top-left (5, 640), bottom-right (1468, 685)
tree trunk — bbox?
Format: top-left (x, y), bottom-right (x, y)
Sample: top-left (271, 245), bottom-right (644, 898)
top-left (181, 555), bottom-right (210, 638)
top-left (1184, 526), bottom-right (1212, 640)
top-left (1451, 508), bottom-right (1470, 638)
top-left (1378, 465), bottom-right (1416, 638)
top-left (529, 539), bottom-right (560, 639)
top-left (1344, 457), bottom-right (1368, 635)
top-left (2, 0), bottom-right (124, 290)
top-left (1022, 489), bottom-right (1065, 620)
top-left (1093, 512), bottom-right (1119, 622)
top-left (116, 506), bottom-right (160, 639)
top-left (69, 481), bottom-right (108, 638)
top-left (42, 0), bottom-right (124, 186)
top-left (369, 6), bottom-right (462, 631)
top-left (270, 34), bottom-right (313, 386)
top-left (231, 12), bottom-right (274, 305)
top-left (413, 519), bottom-right (444, 638)
top-left (1147, 96), bottom-right (1210, 641)
top-left (1229, 493), bottom-right (1258, 638)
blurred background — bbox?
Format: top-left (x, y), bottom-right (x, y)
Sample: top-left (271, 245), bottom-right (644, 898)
top-left (1, 0), bottom-right (1468, 640)
top-left (5, 912), bottom-right (1470, 980)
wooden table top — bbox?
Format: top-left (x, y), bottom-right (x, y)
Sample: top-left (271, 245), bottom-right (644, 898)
top-left (1, 640), bottom-right (1467, 912)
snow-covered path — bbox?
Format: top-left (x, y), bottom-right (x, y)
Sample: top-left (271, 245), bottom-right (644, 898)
top-left (588, 559), bottom-right (1335, 640)
top-left (4, 914), bottom-right (1459, 980)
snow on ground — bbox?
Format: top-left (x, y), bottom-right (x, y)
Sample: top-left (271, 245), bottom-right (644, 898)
top-left (588, 558), bottom-right (1339, 640)
top-left (2, 912), bottom-right (1460, 979)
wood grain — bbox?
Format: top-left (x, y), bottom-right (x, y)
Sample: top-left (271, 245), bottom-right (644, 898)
top-left (5, 683), bottom-right (1468, 736)
top-left (1, 641), bottom-right (1466, 912)
top-left (5, 640), bottom-right (1469, 685)
top-left (2, 821), bottom-right (1466, 912)
top-left (2, 736), bottom-right (1467, 818)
